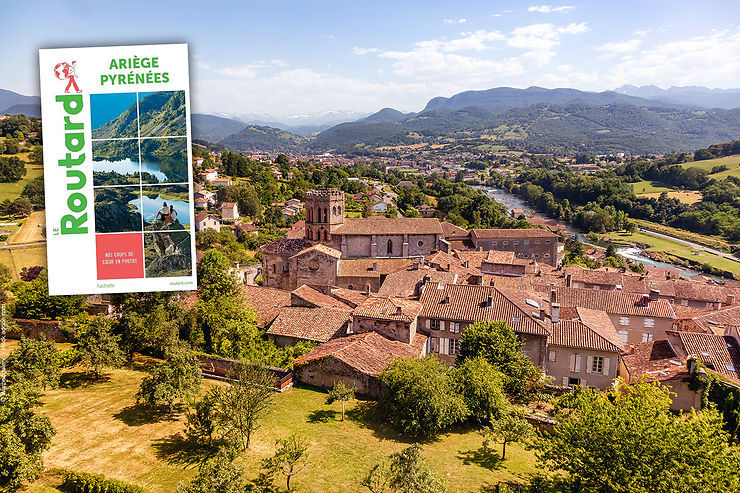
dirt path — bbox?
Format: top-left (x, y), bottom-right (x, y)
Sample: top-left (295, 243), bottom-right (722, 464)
top-left (10, 210), bottom-right (45, 244)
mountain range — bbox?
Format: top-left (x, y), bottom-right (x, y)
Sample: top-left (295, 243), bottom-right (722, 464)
top-left (0, 89), bottom-right (40, 117)
top-left (615, 85), bottom-right (740, 110)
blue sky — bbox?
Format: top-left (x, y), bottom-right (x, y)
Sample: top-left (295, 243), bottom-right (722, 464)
top-left (2, 1), bottom-right (739, 117)
top-left (90, 92), bottom-right (137, 129)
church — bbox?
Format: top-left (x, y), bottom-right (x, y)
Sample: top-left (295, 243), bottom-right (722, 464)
top-left (260, 188), bottom-right (444, 290)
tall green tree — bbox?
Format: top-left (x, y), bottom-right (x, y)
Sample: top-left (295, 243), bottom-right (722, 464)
top-left (0, 383), bottom-right (56, 488)
top-left (379, 357), bottom-right (467, 437)
top-left (6, 336), bottom-right (61, 390)
top-left (457, 320), bottom-right (542, 400)
top-left (10, 271), bottom-right (84, 320)
top-left (452, 356), bottom-right (508, 423)
top-left (483, 411), bottom-right (534, 460)
top-left (136, 340), bottom-right (202, 410)
top-left (361, 444), bottom-right (446, 493)
top-left (74, 317), bottom-right (125, 378)
top-left (177, 448), bottom-right (245, 493)
top-left (535, 380), bottom-right (740, 492)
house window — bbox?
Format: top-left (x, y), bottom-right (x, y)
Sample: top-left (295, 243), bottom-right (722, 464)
top-left (449, 339), bottom-right (460, 355)
top-left (512, 316), bottom-right (521, 324)
top-left (592, 356), bottom-right (604, 374)
top-left (348, 285), bottom-right (354, 290)
top-left (643, 318), bottom-right (655, 328)
top-left (535, 240), bottom-right (540, 244)
top-left (503, 241), bottom-right (509, 246)
top-left (545, 240), bottom-right (551, 244)
top-left (332, 206), bottom-right (337, 215)
top-left (619, 317), bottom-right (630, 326)
top-left (387, 239), bottom-right (393, 255)
top-left (568, 377), bottom-right (580, 387)
top-left (430, 319), bottom-right (440, 330)
top-left (524, 240), bottom-right (530, 245)
top-left (544, 254), bottom-right (550, 258)
top-left (272, 264), bottom-right (277, 274)
top-left (418, 240), bottom-right (424, 247)
top-left (680, 299), bottom-right (689, 306)
top-left (513, 241), bottom-right (519, 246)
top-left (618, 330), bottom-right (629, 344)
top-left (451, 322), bottom-right (460, 333)
top-left (548, 350), bottom-right (556, 362)
top-left (642, 332), bottom-right (654, 342)
top-left (534, 254), bottom-right (539, 258)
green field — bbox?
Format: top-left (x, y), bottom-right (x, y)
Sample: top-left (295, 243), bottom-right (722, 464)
top-left (609, 230), bottom-right (740, 277)
top-left (26, 362), bottom-right (540, 492)
top-left (631, 180), bottom-right (673, 194)
top-left (681, 155), bottom-right (740, 179)
top-left (0, 244), bottom-right (47, 279)
top-left (0, 149), bottom-right (42, 202)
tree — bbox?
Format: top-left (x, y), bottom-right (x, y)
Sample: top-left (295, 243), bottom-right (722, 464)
top-left (483, 411), bottom-right (533, 460)
top-left (214, 362), bottom-right (274, 450)
top-left (261, 434), bottom-right (310, 492)
top-left (0, 383), bottom-right (56, 488)
top-left (275, 153), bottom-right (290, 166)
top-left (185, 389), bottom-right (220, 447)
top-left (74, 317), bottom-right (125, 378)
top-left (379, 357), bottom-right (467, 437)
top-left (197, 249), bottom-right (239, 302)
top-left (534, 379), bottom-right (740, 492)
top-left (362, 445), bottom-right (446, 493)
top-left (6, 336), bottom-right (61, 390)
top-left (452, 356), bottom-right (508, 422)
top-left (326, 381), bottom-right (355, 421)
top-left (11, 197), bottom-right (32, 216)
top-left (10, 270), bottom-right (84, 320)
top-left (177, 448), bottom-right (245, 493)
top-left (137, 340), bottom-right (202, 410)
top-left (457, 321), bottom-right (542, 400)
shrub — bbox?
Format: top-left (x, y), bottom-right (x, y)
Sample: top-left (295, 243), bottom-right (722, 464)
top-left (62, 470), bottom-right (149, 493)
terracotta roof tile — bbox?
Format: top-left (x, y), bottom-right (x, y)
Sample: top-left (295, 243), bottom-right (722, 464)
top-left (291, 285), bottom-right (354, 310)
top-left (266, 307), bottom-right (351, 343)
top-left (679, 304), bottom-right (740, 335)
top-left (331, 217), bottom-right (443, 236)
top-left (471, 228), bottom-right (559, 239)
top-left (337, 258), bottom-right (414, 278)
top-left (293, 331), bottom-right (425, 376)
top-left (539, 286), bottom-right (676, 319)
top-left (621, 340), bottom-right (688, 383)
top-left (242, 285), bottom-right (292, 327)
top-left (290, 243), bottom-right (342, 259)
top-left (419, 282), bottom-right (549, 336)
top-left (352, 296), bottom-right (423, 323)
top-left (260, 238), bottom-right (314, 255)
top-left (440, 221), bottom-right (469, 238)
top-left (328, 287), bottom-right (368, 308)
top-left (676, 332), bottom-right (740, 383)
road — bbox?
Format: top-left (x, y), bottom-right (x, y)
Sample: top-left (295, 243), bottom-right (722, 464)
top-left (0, 241), bottom-right (46, 249)
top-left (638, 228), bottom-right (740, 265)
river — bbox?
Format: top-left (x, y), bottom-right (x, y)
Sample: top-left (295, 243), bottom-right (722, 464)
top-left (473, 185), bottom-right (704, 279)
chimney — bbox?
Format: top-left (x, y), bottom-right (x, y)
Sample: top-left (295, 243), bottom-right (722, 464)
top-left (396, 305), bottom-right (402, 315)
top-left (372, 262), bottom-right (377, 272)
top-left (565, 273), bottom-right (572, 288)
top-left (728, 295), bottom-right (736, 306)
top-left (649, 289), bottom-right (659, 301)
top-left (539, 306), bottom-right (545, 320)
top-left (642, 294), bottom-right (651, 306)
top-left (551, 302), bottom-right (560, 323)
top-left (550, 289), bottom-right (557, 303)
top-left (442, 294), bottom-right (450, 304)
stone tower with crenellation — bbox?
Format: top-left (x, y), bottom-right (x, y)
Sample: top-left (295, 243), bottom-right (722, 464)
top-left (304, 188), bottom-right (345, 242)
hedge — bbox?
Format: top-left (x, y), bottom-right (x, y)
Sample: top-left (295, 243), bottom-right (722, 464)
top-left (62, 470), bottom-right (149, 493)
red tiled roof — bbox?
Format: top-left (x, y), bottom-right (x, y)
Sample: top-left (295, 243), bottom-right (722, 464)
top-left (621, 340), bottom-right (688, 383)
top-left (331, 217), bottom-right (443, 236)
top-left (440, 221), bottom-right (469, 238)
top-left (266, 307), bottom-right (350, 343)
top-left (540, 286), bottom-right (676, 319)
top-left (377, 268), bottom-right (429, 298)
top-left (673, 280), bottom-right (740, 303)
top-left (352, 296), bottom-right (422, 323)
top-left (293, 331), bottom-right (426, 376)
top-left (419, 282), bottom-right (549, 336)
top-left (549, 307), bottom-right (623, 353)
top-left (291, 285), bottom-right (353, 310)
top-left (471, 228), bottom-right (558, 239)
top-left (676, 332), bottom-right (740, 383)
top-left (290, 243), bottom-right (342, 259)
top-left (679, 304), bottom-right (740, 335)
top-left (242, 285), bottom-right (292, 327)
top-left (337, 258), bottom-right (413, 278)
top-left (328, 287), bottom-right (368, 308)
top-left (260, 238), bottom-right (314, 255)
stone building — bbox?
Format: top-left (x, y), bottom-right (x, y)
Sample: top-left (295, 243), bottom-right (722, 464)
top-left (304, 188), bottom-right (345, 241)
top-left (470, 229), bottom-right (560, 266)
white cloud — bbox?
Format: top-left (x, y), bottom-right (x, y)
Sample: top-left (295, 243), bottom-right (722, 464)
top-left (206, 59), bottom-right (287, 79)
top-left (605, 29), bottom-right (740, 88)
top-left (528, 5), bottom-right (574, 13)
top-left (444, 18), bottom-right (467, 24)
top-left (507, 22), bottom-right (589, 66)
top-left (353, 47), bottom-right (379, 55)
top-left (596, 39), bottom-right (643, 55)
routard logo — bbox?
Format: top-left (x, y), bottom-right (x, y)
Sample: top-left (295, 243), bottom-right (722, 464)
top-left (54, 61), bottom-right (81, 93)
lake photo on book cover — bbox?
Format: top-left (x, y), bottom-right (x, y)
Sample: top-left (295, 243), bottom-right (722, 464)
top-left (135, 193), bottom-right (191, 228)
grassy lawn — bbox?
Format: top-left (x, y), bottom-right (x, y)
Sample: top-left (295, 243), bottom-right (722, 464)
top-left (609, 230), bottom-right (740, 277)
top-left (681, 155), bottom-right (740, 179)
top-left (26, 363), bottom-right (541, 492)
top-left (345, 211), bottom-right (362, 218)
top-left (631, 179), bottom-right (672, 194)
top-left (0, 152), bottom-right (42, 202)
top-left (0, 244), bottom-right (48, 280)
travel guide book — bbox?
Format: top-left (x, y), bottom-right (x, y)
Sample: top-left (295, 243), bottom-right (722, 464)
top-left (39, 44), bottom-right (197, 295)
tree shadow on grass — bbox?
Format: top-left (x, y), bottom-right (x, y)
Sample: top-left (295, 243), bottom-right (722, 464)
top-left (59, 371), bottom-right (110, 389)
top-left (113, 403), bottom-right (184, 426)
top-left (151, 433), bottom-right (219, 467)
top-left (458, 445), bottom-right (503, 470)
top-left (307, 409), bottom-right (338, 423)
top-left (344, 399), bottom-right (441, 445)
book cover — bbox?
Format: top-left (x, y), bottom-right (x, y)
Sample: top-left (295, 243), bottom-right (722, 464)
top-left (38, 44), bottom-right (196, 295)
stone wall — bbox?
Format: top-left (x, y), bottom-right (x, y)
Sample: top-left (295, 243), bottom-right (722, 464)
top-left (8, 318), bottom-right (68, 343)
top-left (294, 356), bottom-right (383, 397)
